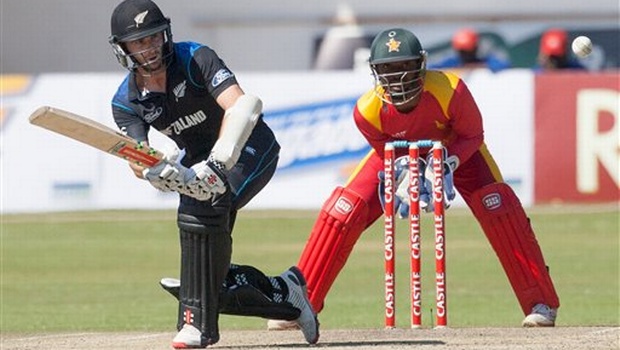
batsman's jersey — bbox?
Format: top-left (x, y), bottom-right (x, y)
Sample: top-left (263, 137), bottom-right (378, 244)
top-left (111, 41), bottom-right (277, 166)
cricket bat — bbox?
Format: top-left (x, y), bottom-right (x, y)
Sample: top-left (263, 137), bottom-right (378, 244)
top-left (29, 106), bottom-right (163, 167)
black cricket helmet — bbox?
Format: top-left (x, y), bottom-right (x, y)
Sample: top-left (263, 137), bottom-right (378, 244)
top-left (369, 28), bottom-right (427, 106)
top-left (109, 0), bottom-right (173, 72)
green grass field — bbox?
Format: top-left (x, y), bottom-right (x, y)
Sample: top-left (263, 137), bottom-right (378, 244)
top-left (1, 205), bottom-right (618, 333)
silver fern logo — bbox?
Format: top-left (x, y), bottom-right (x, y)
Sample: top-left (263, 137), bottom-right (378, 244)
top-left (173, 80), bottom-right (187, 102)
top-left (134, 11), bottom-right (148, 27)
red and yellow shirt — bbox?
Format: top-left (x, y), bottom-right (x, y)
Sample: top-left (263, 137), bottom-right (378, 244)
top-left (353, 70), bottom-right (484, 163)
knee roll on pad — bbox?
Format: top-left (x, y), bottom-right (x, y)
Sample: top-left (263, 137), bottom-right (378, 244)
top-left (469, 182), bottom-right (560, 314)
top-left (297, 186), bottom-right (369, 312)
top-left (177, 212), bottom-right (229, 235)
top-left (178, 190), bottom-right (233, 232)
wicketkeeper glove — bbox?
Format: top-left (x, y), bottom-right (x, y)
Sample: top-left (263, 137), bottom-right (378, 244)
top-left (378, 156), bottom-right (430, 219)
top-left (421, 150), bottom-right (458, 212)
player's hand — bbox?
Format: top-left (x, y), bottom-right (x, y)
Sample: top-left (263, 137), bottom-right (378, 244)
top-left (378, 156), bottom-right (425, 219)
top-left (421, 151), bottom-right (458, 212)
top-left (143, 145), bottom-right (189, 193)
top-left (378, 171), bottom-right (409, 219)
top-left (129, 162), bottom-right (147, 178)
top-left (184, 157), bottom-right (228, 201)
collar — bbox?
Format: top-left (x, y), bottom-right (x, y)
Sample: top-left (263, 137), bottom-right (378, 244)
top-left (127, 72), bottom-right (147, 102)
top-left (127, 72), bottom-right (164, 102)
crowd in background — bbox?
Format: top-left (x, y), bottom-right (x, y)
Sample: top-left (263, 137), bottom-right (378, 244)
top-left (313, 25), bottom-right (608, 73)
top-left (429, 27), bottom-right (587, 72)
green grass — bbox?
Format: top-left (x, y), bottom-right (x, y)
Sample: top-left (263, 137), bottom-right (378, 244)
top-left (1, 206), bottom-right (618, 333)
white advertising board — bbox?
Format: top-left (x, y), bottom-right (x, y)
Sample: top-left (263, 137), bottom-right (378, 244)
top-left (1, 70), bottom-right (533, 213)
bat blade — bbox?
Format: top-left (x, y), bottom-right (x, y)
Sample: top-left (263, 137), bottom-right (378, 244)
top-left (29, 106), bottom-right (163, 167)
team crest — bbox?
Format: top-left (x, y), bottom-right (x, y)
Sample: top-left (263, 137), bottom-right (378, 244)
top-left (134, 11), bottom-right (148, 27)
top-left (386, 38), bottom-right (401, 52)
top-left (173, 80), bottom-right (187, 102)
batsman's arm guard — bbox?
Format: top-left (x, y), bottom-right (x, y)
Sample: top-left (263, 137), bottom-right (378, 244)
top-left (210, 94), bottom-right (262, 170)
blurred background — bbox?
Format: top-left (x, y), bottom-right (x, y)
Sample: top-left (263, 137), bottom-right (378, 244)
top-left (2, 0), bottom-right (619, 73)
top-left (1, 0), bottom-right (619, 213)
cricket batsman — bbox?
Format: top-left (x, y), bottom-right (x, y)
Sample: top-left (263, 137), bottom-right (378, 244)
top-left (269, 28), bottom-right (559, 330)
top-left (108, 0), bottom-right (318, 348)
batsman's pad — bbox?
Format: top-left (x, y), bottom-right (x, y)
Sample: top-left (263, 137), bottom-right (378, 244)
top-left (469, 183), bottom-right (559, 314)
top-left (297, 186), bottom-right (369, 312)
top-left (176, 203), bottom-right (233, 346)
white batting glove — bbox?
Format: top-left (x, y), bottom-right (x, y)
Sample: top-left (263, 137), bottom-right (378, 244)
top-left (183, 158), bottom-right (228, 201)
top-left (143, 145), bottom-right (188, 193)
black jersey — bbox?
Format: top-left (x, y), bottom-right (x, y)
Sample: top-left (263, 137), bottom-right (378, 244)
top-left (111, 41), bottom-right (272, 164)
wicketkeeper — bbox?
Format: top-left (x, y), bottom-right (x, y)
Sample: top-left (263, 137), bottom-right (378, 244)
top-left (268, 28), bottom-right (560, 331)
top-left (108, 0), bottom-right (318, 348)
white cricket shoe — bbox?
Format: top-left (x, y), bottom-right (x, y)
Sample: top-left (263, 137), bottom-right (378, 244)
top-left (172, 324), bottom-right (204, 349)
top-left (267, 319), bottom-right (300, 331)
top-left (522, 303), bottom-right (557, 327)
top-left (280, 266), bottom-right (320, 344)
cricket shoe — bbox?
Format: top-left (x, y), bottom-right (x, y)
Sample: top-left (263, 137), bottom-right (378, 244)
top-left (522, 303), bottom-right (557, 327)
top-left (280, 266), bottom-right (320, 344)
top-left (267, 319), bottom-right (300, 331)
top-left (171, 324), bottom-right (205, 349)
top-left (160, 277), bottom-right (181, 300)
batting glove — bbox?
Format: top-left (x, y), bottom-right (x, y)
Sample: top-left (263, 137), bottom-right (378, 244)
top-left (143, 145), bottom-right (189, 193)
top-left (184, 156), bottom-right (228, 201)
